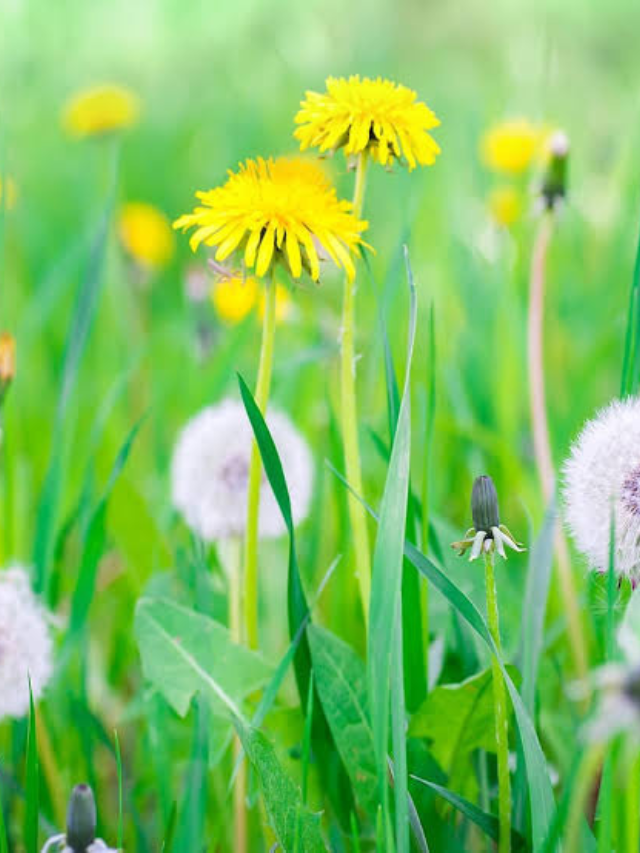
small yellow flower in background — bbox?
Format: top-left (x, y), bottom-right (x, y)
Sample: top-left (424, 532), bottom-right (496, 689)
top-left (174, 156), bottom-right (368, 281)
top-left (118, 202), bottom-right (174, 270)
top-left (62, 84), bottom-right (139, 138)
top-left (0, 332), bottom-right (16, 402)
top-left (211, 275), bottom-right (258, 324)
top-left (258, 283), bottom-right (293, 324)
top-left (0, 176), bottom-right (17, 211)
top-left (487, 185), bottom-right (522, 227)
top-left (480, 119), bottom-right (540, 174)
top-left (295, 75), bottom-right (441, 170)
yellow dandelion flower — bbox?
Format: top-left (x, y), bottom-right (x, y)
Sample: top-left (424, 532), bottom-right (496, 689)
top-left (258, 283), bottom-right (293, 324)
top-left (211, 276), bottom-right (258, 324)
top-left (480, 119), bottom-right (540, 175)
top-left (0, 176), bottom-right (17, 211)
top-left (63, 84), bottom-right (139, 138)
top-left (118, 202), bottom-right (174, 270)
top-left (174, 156), bottom-right (368, 282)
top-left (488, 185), bottom-right (522, 227)
top-left (294, 75), bottom-right (441, 170)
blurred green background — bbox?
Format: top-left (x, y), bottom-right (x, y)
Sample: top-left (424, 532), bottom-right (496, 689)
top-left (0, 0), bottom-right (639, 846)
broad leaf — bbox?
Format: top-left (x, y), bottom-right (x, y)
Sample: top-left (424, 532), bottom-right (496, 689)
top-left (235, 721), bottom-right (326, 852)
top-left (135, 598), bottom-right (272, 717)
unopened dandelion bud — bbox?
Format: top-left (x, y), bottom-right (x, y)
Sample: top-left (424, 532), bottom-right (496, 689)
top-left (0, 331), bottom-right (16, 402)
top-left (66, 784), bottom-right (97, 852)
top-left (471, 475), bottom-right (500, 532)
top-left (452, 474), bottom-right (525, 561)
top-left (541, 130), bottom-right (569, 210)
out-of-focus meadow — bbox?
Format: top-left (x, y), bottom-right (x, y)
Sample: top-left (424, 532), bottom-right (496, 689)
top-left (2, 0), bottom-right (640, 850)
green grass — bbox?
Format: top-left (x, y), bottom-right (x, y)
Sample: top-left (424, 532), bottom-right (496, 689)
top-left (2, 0), bottom-right (640, 849)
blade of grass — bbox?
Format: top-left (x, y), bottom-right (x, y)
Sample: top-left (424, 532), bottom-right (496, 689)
top-left (367, 245), bottom-right (417, 849)
top-left (620, 213), bottom-right (640, 396)
top-left (161, 802), bottom-right (178, 853)
top-left (115, 730), bottom-right (123, 850)
top-left (0, 774), bottom-right (8, 853)
top-left (25, 683), bottom-right (38, 853)
top-left (238, 372), bottom-right (356, 827)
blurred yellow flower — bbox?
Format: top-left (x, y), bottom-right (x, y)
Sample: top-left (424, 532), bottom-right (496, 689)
top-left (258, 283), bottom-right (293, 324)
top-left (63, 85), bottom-right (139, 138)
top-left (488, 185), bottom-right (522, 227)
top-left (481, 119), bottom-right (540, 174)
top-left (118, 202), bottom-right (174, 270)
top-left (0, 332), bottom-right (16, 400)
top-left (174, 156), bottom-right (368, 281)
top-left (211, 276), bottom-right (258, 323)
top-left (295, 75), bottom-right (441, 170)
top-left (0, 176), bottom-right (17, 211)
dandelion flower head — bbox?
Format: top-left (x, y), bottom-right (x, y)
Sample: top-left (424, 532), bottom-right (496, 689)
top-left (63, 84), bottom-right (139, 138)
top-left (0, 175), bottom-right (17, 211)
top-left (487, 185), bottom-right (522, 227)
top-left (211, 275), bottom-right (259, 324)
top-left (0, 566), bottom-right (54, 720)
top-left (174, 156), bottom-right (368, 282)
top-left (480, 119), bottom-right (540, 175)
top-left (563, 397), bottom-right (640, 579)
top-left (171, 398), bottom-right (313, 541)
top-left (118, 202), bottom-right (175, 270)
top-left (295, 75), bottom-right (441, 170)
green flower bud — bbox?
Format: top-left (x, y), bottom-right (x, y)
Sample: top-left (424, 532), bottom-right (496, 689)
top-left (471, 475), bottom-right (500, 533)
top-left (66, 784), bottom-right (97, 852)
top-left (541, 131), bottom-right (569, 210)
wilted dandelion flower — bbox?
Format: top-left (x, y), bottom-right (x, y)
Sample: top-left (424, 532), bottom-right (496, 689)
top-left (0, 566), bottom-right (53, 720)
top-left (171, 399), bottom-right (312, 541)
top-left (294, 75), bottom-right (441, 170)
top-left (452, 474), bottom-right (525, 561)
top-left (481, 119), bottom-right (540, 175)
top-left (118, 202), bottom-right (174, 270)
top-left (487, 185), bottom-right (522, 227)
top-left (211, 275), bottom-right (258, 324)
top-left (0, 175), bottom-right (17, 211)
top-left (174, 156), bottom-right (367, 282)
top-left (563, 398), bottom-right (640, 579)
top-left (62, 84), bottom-right (139, 138)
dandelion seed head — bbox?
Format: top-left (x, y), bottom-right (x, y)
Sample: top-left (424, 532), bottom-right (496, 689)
top-left (171, 399), bottom-right (313, 541)
top-left (563, 397), bottom-right (640, 579)
top-left (0, 566), bottom-right (53, 720)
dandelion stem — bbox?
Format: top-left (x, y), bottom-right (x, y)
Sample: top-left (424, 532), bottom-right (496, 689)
top-left (226, 537), bottom-right (248, 853)
top-left (483, 550), bottom-right (511, 853)
top-left (341, 150), bottom-right (372, 623)
top-left (528, 212), bottom-right (588, 682)
top-left (244, 271), bottom-right (277, 650)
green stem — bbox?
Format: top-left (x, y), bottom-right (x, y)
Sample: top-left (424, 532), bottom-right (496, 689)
top-left (484, 551), bottom-right (511, 853)
top-left (224, 537), bottom-right (248, 853)
top-left (341, 150), bottom-right (371, 623)
top-left (243, 272), bottom-right (277, 650)
top-left (625, 745), bottom-right (640, 853)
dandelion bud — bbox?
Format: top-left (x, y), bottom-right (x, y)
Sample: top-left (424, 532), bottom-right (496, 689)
top-left (541, 130), bottom-right (569, 210)
top-left (452, 474), bottom-right (525, 561)
top-left (471, 475), bottom-right (500, 532)
top-left (0, 331), bottom-right (16, 402)
top-left (66, 784), bottom-right (97, 851)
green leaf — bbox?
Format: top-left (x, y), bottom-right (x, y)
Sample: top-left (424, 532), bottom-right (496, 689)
top-left (367, 244), bottom-right (417, 850)
top-left (412, 777), bottom-right (527, 851)
top-left (134, 597), bottom-right (273, 717)
top-left (307, 624), bottom-right (377, 814)
top-left (238, 373), bottom-right (356, 827)
top-left (410, 666), bottom-right (519, 797)
top-left (235, 721), bottom-right (327, 852)
top-left (25, 684), bottom-right (39, 853)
